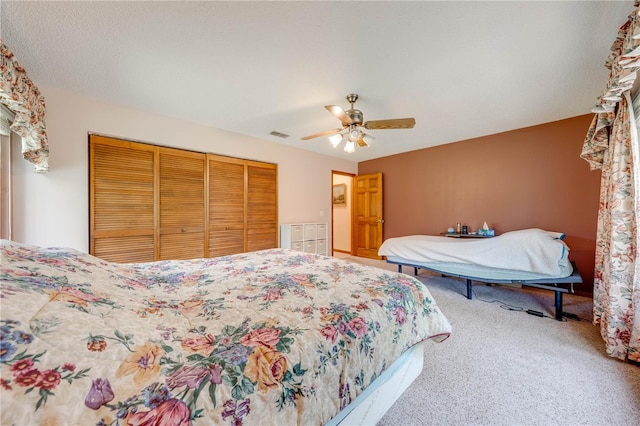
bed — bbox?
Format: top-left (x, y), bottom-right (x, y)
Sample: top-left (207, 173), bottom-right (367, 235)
top-left (378, 228), bottom-right (583, 320)
top-left (0, 240), bottom-right (451, 425)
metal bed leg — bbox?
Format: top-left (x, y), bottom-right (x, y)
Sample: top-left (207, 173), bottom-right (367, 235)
top-left (554, 291), bottom-right (563, 321)
top-left (466, 279), bottom-right (472, 300)
top-left (396, 264), bottom-right (419, 277)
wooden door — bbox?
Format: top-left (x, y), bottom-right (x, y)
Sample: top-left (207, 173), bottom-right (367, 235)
top-left (158, 147), bottom-right (207, 260)
top-left (352, 173), bottom-right (384, 259)
top-left (208, 154), bottom-right (245, 257)
top-left (246, 161), bottom-right (278, 251)
top-left (90, 136), bottom-right (156, 262)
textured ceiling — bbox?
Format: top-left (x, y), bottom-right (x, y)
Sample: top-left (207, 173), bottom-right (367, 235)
top-left (0, 1), bottom-right (632, 162)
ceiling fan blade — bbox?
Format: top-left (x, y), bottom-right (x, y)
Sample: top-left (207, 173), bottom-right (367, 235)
top-left (301, 128), bottom-right (343, 141)
top-left (364, 117), bottom-right (416, 130)
top-left (325, 105), bottom-right (354, 125)
top-left (357, 136), bottom-right (368, 147)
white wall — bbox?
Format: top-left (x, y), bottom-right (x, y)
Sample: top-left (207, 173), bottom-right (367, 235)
top-left (12, 86), bottom-right (357, 252)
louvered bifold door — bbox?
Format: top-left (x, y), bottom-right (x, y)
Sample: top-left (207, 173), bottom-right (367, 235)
top-left (158, 147), bottom-right (207, 260)
top-left (90, 136), bottom-right (156, 262)
top-left (208, 154), bottom-right (246, 257)
top-left (246, 161), bottom-right (278, 251)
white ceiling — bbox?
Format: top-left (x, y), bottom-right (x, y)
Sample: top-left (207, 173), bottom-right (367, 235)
top-left (0, 1), bottom-right (632, 162)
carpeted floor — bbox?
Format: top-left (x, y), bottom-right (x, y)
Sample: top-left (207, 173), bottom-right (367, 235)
top-left (336, 255), bottom-right (640, 426)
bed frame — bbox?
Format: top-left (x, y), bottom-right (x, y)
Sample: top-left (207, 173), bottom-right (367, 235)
top-left (326, 342), bottom-right (425, 425)
top-left (388, 259), bottom-right (583, 321)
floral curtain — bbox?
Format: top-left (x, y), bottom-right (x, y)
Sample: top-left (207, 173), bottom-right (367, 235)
top-left (0, 41), bottom-right (49, 173)
top-left (580, 1), bottom-right (640, 362)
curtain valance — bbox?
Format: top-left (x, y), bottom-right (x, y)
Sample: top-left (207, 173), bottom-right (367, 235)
top-left (581, 2), bottom-right (640, 169)
top-left (0, 41), bottom-right (49, 173)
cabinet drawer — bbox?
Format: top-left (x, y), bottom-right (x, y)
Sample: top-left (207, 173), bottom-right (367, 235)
top-left (316, 224), bottom-right (327, 239)
top-left (303, 240), bottom-right (317, 253)
top-left (303, 224), bottom-right (316, 241)
top-left (290, 241), bottom-right (303, 251)
top-left (316, 239), bottom-right (327, 255)
top-left (291, 225), bottom-right (304, 242)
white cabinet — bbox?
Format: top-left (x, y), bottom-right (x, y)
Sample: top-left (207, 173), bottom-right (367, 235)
top-left (281, 223), bottom-right (328, 255)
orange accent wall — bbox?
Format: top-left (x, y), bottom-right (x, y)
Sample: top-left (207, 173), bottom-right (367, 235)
top-left (358, 114), bottom-right (600, 294)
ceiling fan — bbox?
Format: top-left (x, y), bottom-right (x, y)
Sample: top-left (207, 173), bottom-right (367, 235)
top-left (301, 94), bottom-right (416, 153)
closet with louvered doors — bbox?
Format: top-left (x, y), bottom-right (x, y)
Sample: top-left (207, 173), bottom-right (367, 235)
top-left (90, 135), bottom-right (278, 263)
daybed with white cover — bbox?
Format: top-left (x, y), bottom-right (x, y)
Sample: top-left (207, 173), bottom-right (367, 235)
top-left (378, 229), bottom-right (583, 320)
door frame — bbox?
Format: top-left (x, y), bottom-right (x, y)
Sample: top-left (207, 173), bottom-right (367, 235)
top-left (331, 170), bottom-right (355, 256)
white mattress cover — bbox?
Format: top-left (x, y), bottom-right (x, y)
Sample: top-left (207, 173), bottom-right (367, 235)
top-left (379, 228), bottom-right (571, 278)
top-left (325, 342), bottom-right (425, 426)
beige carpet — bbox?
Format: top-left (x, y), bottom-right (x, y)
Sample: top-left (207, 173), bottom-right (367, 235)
top-left (336, 255), bottom-right (640, 426)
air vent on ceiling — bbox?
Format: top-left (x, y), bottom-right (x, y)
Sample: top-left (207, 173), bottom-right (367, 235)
top-left (269, 131), bottom-right (290, 138)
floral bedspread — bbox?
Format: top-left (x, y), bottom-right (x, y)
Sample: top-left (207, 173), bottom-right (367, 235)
top-left (0, 240), bottom-right (451, 425)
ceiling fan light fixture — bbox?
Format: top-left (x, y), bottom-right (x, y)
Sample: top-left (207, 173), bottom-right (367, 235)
top-left (301, 93), bottom-right (416, 153)
top-left (344, 140), bottom-right (356, 153)
top-left (349, 128), bottom-right (360, 142)
top-left (328, 133), bottom-right (343, 147)
top-left (362, 134), bottom-right (375, 145)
